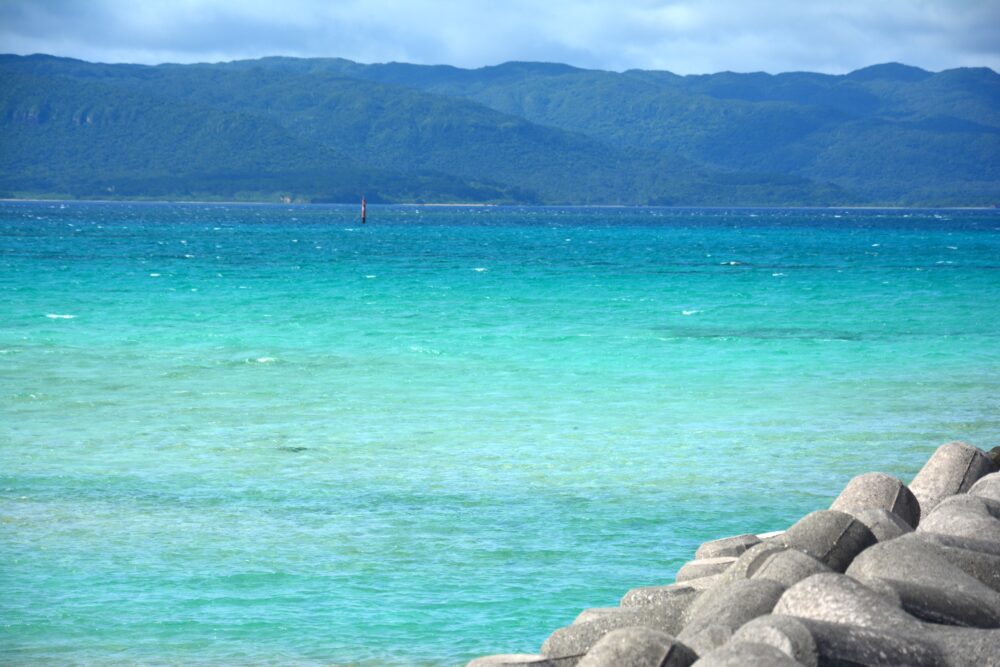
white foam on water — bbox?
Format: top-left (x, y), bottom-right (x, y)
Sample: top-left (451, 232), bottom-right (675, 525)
top-left (722, 261), bottom-right (741, 266)
top-left (872, 243), bottom-right (881, 247)
top-left (255, 357), bottom-right (276, 363)
top-left (473, 267), bottom-right (488, 272)
top-left (682, 309), bottom-right (700, 316)
top-left (772, 272), bottom-right (786, 277)
top-left (947, 246), bottom-right (958, 250)
top-left (184, 254), bottom-right (195, 258)
top-left (365, 275), bottom-right (377, 279)
top-left (45, 314), bottom-right (75, 319)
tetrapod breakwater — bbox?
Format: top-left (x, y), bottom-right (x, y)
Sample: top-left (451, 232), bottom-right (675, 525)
top-left (467, 441), bottom-right (1000, 666)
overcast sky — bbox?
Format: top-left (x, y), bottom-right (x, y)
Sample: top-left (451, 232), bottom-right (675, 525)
top-left (1, 0), bottom-right (998, 74)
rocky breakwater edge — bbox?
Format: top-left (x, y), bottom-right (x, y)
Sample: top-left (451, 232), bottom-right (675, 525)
top-left (467, 441), bottom-right (1000, 666)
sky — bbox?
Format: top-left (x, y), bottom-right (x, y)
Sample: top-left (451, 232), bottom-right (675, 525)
top-left (1, 0), bottom-right (998, 74)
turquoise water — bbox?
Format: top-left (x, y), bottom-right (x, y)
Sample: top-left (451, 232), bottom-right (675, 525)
top-left (2, 202), bottom-right (999, 665)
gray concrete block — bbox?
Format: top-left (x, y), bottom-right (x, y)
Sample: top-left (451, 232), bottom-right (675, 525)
top-left (694, 534), bottom-right (761, 560)
top-left (773, 573), bottom-right (1000, 666)
top-left (749, 547), bottom-right (831, 589)
top-left (969, 472), bottom-right (1000, 503)
top-left (541, 606), bottom-right (690, 658)
top-left (989, 446), bottom-right (1000, 468)
top-left (732, 614), bottom-right (819, 666)
top-left (677, 579), bottom-right (786, 655)
top-left (846, 538), bottom-right (1000, 627)
top-left (914, 524), bottom-right (1000, 557)
top-left (792, 617), bottom-right (947, 666)
top-left (773, 572), bottom-right (922, 633)
top-left (755, 530), bottom-right (785, 540)
top-left (934, 628), bottom-right (1000, 667)
top-left (620, 584), bottom-right (702, 609)
top-left (714, 541), bottom-right (789, 584)
top-left (576, 628), bottom-right (697, 667)
top-left (574, 607), bottom-right (624, 625)
top-left (690, 642), bottom-right (804, 666)
top-left (919, 494), bottom-right (1000, 545)
top-left (675, 557), bottom-right (735, 583)
top-left (909, 441), bottom-right (997, 515)
top-left (467, 655), bottom-right (574, 667)
top-left (831, 471), bottom-right (921, 528)
top-left (777, 509), bottom-right (877, 572)
top-left (848, 507), bottom-right (913, 542)
top-left (895, 532), bottom-right (1000, 594)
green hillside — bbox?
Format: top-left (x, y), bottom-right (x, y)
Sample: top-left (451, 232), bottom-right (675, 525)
top-left (325, 59), bottom-right (999, 205)
top-left (1, 54), bottom-right (996, 205)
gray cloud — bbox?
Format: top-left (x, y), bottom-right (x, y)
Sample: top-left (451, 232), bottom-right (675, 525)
top-left (1, 0), bottom-right (997, 73)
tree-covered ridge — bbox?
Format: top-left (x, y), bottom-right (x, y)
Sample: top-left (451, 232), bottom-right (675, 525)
top-left (1, 54), bottom-right (996, 205)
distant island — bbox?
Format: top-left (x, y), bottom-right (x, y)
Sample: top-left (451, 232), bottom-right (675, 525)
top-left (1, 54), bottom-right (997, 207)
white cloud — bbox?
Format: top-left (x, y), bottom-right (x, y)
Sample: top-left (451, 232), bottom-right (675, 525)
top-left (0, 0), bottom-right (997, 73)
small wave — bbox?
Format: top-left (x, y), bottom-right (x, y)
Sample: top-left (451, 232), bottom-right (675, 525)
top-left (473, 267), bottom-right (488, 272)
top-left (365, 275), bottom-right (377, 279)
top-left (721, 261), bottom-right (742, 266)
top-left (45, 313), bottom-right (75, 319)
top-left (681, 309), bottom-right (700, 316)
top-left (255, 357), bottom-right (276, 363)
top-left (149, 273), bottom-right (161, 277)
top-left (772, 272), bottom-right (786, 277)
top-left (947, 246), bottom-right (958, 250)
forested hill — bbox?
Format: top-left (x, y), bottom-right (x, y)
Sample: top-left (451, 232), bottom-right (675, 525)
top-left (1, 54), bottom-right (997, 206)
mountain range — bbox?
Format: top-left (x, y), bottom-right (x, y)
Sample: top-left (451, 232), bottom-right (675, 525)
top-left (1, 54), bottom-right (997, 206)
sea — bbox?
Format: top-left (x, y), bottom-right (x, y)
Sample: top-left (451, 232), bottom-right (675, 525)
top-left (2, 202), bottom-right (999, 666)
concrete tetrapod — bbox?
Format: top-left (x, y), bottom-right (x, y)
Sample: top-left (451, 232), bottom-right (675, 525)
top-left (747, 547), bottom-right (831, 589)
top-left (918, 493), bottom-right (1000, 545)
top-left (848, 507), bottom-right (913, 542)
top-left (575, 628), bottom-right (697, 667)
top-left (990, 446), bottom-right (1000, 467)
top-left (712, 541), bottom-right (788, 584)
top-left (573, 608), bottom-right (624, 625)
top-left (676, 578), bottom-right (786, 655)
top-left (773, 573), bottom-right (1000, 666)
top-left (846, 536), bottom-right (1000, 627)
top-left (694, 534), bottom-right (760, 560)
top-left (674, 558), bottom-right (735, 583)
top-left (689, 641), bottom-right (804, 666)
top-left (731, 614), bottom-right (819, 666)
top-left (908, 441), bottom-right (997, 515)
top-left (970, 472), bottom-right (1000, 503)
top-left (830, 471), bottom-right (921, 528)
top-left (620, 584), bottom-right (703, 609)
top-left (776, 509), bottom-right (877, 572)
top-left (893, 532), bottom-right (1000, 594)
top-left (467, 655), bottom-right (578, 667)
top-left (541, 602), bottom-right (694, 659)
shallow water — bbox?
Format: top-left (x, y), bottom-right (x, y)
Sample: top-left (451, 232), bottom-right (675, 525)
top-left (2, 202), bottom-right (999, 665)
